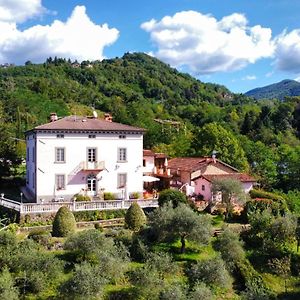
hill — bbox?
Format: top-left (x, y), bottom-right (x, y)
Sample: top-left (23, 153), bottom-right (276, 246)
top-left (0, 52), bottom-right (300, 191)
top-left (245, 79), bottom-right (300, 100)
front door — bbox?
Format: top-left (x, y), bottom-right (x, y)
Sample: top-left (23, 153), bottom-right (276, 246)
top-left (87, 175), bottom-right (97, 196)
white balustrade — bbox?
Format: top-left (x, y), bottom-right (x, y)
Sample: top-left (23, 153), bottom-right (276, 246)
top-left (0, 197), bottom-right (158, 214)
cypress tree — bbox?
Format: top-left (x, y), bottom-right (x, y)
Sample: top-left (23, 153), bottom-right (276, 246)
top-left (52, 206), bottom-right (76, 237)
top-left (125, 202), bottom-right (146, 231)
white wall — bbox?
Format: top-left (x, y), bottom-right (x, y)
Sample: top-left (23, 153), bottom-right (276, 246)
top-left (26, 133), bottom-right (36, 197)
top-left (143, 156), bottom-right (155, 174)
top-left (29, 131), bottom-right (143, 203)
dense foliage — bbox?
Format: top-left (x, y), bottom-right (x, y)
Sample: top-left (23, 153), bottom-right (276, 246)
top-left (158, 188), bottom-right (188, 208)
top-left (0, 52), bottom-right (299, 193)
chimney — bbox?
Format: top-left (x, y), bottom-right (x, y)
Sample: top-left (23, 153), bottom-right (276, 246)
top-left (212, 150), bottom-right (217, 163)
top-left (50, 113), bottom-right (58, 122)
top-left (104, 113), bottom-right (113, 122)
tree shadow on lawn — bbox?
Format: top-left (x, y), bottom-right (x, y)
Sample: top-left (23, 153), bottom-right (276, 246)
top-left (154, 240), bottom-right (215, 263)
top-left (278, 290), bottom-right (300, 300)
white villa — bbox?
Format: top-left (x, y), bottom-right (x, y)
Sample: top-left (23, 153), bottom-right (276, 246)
top-left (25, 113), bottom-right (145, 203)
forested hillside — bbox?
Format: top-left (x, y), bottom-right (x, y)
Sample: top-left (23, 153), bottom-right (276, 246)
top-left (245, 79), bottom-right (300, 100)
top-left (0, 52), bottom-right (300, 192)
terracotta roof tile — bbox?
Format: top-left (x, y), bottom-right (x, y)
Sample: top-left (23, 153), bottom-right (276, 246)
top-left (30, 116), bottom-right (145, 132)
top-left (143, 150), bottom-right (155, 156)
top-left (168, 157), bottom-right (208, 172)
top-left (168, 157), bottom-right (238, 173)
top-left (200, 173), bottom-right (256, 183)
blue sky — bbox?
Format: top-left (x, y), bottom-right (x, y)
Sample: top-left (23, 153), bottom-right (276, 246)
top-left (1, 1), bottom-right (300, 93)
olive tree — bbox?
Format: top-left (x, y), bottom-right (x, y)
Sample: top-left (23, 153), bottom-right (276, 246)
top-left (215, 228), bottom-right (245, 271)
top-left (212, 178), bottom-right (248, 220)
top-left (149, 203), bottom-right (212, 253)
top-left (158, 189), bottom-right (187, 208)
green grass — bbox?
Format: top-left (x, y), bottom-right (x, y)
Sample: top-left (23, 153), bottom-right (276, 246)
top-left (153, 239), bottom-right (218, 262)
top-left (262, 273), bottom-right (300, 299)
top-left (211, 214), bottom-right (225, 228)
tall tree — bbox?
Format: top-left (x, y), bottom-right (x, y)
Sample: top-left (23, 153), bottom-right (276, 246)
top-left (149, 203), bottom-right (211, 253)
top-left (193, 122), bottom-right (249, 171)
top-left (212, 178), bottom-right (248, 220)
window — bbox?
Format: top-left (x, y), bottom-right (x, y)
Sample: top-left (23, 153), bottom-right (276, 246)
top-left (117, 173), bottom-right (127, 188)
top-left (57, 134), bottom-right (64, 138)
top-left (202, 185), bottom-right (205, 191)
top-left (119, 134), bottom-right (126, 139)
top-left (55, 174), bottom-right (65, 190)
top-left (87, 148), bottom-right (97, 162)
top-left (118, 148), bottom-right (127, 162)
top-left (143, 159), bottom-right (146, 167)
top-left (55, 148), bottom-right (65, 163)
top-left (88, 134), bottom-right (96, 139)
top-left (27, 147), bottom-right (29, 161)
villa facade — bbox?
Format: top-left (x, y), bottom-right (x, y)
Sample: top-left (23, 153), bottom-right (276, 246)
top-left (25, 113), bottom-right (145, 203)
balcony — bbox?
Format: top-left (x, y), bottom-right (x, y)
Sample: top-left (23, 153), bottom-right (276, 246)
top-left (154, 167), bottom-right (171, 177)
top-left (80, 161), bottom-right (105, 171)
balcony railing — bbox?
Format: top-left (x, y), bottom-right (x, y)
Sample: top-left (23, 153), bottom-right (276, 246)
top-left (154, 167), bottom-right (171, 176)
top-left (0, 196), bottom-right (158, 214)
top-left (80, 161), bottom-right (105, 171)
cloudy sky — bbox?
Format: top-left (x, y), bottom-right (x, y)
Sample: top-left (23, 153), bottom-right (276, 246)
top-left (1, 0), bottom-right (300, 93)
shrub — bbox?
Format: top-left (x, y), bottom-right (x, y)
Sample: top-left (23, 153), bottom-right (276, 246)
top-left (52, 207), bottom-right (76, 237)
top-left (189, 282), bottom-right (213, 300)
top-left (129, 236), bottom-right (148, 262)
top-left (27, 229), bottom-right (51, 246)
top-left (104, 192), bottom-right (115, 200)
top-left (159, 284), bottom-right (186, 300)
top-left (94, 223), bottom-right (103, 231)
top-left (0, 231), bottom-right (17, 269)
top-left (243, 198), bottom-right (287, 221)
top-left (285, 190), bottom-right (300, 214)
top-left (188, 256), bottom-right (231, 288)
top-left (125, 202), bottom-right (146, 231)
top-left (129, 192), bottom-right (141, 199)
top-left (0, 267), bottom-right (19, 300)
top-left (60, 262), bottom-right (106, 299)
top-left (158, 189), bottom-right (187, 208)
top-left (237, 260), bottom-right (273, 299)
top-left (73, 193), bottom-right (91, 201)
top-left (249, 189), bottom-right (285, 201)
top-left (215, 228), bottom-right (245, 271)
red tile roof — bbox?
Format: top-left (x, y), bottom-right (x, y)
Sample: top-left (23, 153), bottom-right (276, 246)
top-left (30, 116), bottom-right (145, 132)
top-left (143, 150), bottom-right (168, 158)
top-left (199, 173), bottom-right (256, 183)
top-left (143, 150), bottom-right (155, 156)
top-left (168, 157), bottom-right (239, 173)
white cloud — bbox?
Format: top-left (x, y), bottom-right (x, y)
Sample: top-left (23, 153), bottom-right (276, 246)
top-left (0, 5), bottom-right (119, 64)
top-left (274, 29), bottom-right (300, 73)
top-left (242, 75), bottom-right (257, 80)
top-left (0, 0), bottom-right (45, 23)
top-left (141, 11), bottom-right (274, 74)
